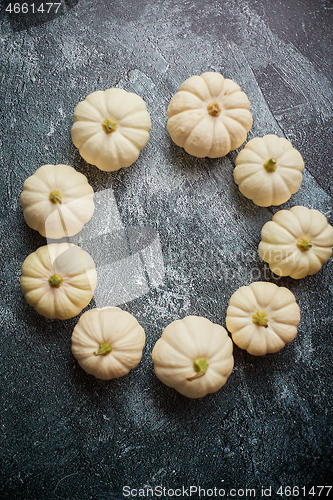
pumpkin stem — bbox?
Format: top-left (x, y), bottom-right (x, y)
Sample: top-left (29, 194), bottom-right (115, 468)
top-left (94, 343), bottom-right (112, 356)
top-left (187, 357), bottom-right (209, 381)
top-left (252, 310), bottom-right (269, 328)
top-left (207, 101), bottom-right (221, 117)
top-left (49, 190), bottom-right (62, 204)
top-left (102, 118), bottom-right (117, 134)
top-left (49, 274), bottom-right (63, 288)
top-left (297, 236), bottom-right (312, 252)
top-left (264, 158), bottom-right (277, 172)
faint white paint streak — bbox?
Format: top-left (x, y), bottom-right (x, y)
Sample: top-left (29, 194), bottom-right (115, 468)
top-left (58, 107), bottom-right (66, 118)
top-left (238, 367), bottom-right (262, 479)
top-left (60, 34), bottom-right (90, 69)
top-left (53, 472), bottom-right (81, 493)
top-left (239, 367), bottom-right (256, 418)
top-left (150, 469), bottom-right (167, 481)
top-left (47, 123), bottom-right (55, 136)
top-left (272, 373), bottom-right (321, 452)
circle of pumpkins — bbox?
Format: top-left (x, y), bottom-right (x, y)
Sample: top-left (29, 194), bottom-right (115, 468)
top-left (19, 72), bottom-right (333, 399)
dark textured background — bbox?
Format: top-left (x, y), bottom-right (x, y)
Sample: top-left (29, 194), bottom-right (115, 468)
top-left (1, 1), bottom-right (333, 499)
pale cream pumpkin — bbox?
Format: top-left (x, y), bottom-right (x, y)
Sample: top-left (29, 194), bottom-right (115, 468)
top-left (152, 316), bottom-right (234, 399)
top-left (20, 164), bottom-right (94, 239)
top-left (20, 244), bottom-right (97, 320)
top-left (167, 72), bottom-right (253, 158)
top-left (71, 307), bottom-right (146, 380)
top-left (258, 206), bottom-right (333, 279)
top-left (234, 135), bottom-right (304, 206)
top-left (226, 282), bottom-right (300, 356)
top-left (71, 88), bottom-right (151, 172)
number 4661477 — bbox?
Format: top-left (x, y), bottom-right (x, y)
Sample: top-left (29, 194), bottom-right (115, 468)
top-left (276, 486), bottom-right (332, 497)
top-left (5, 3), bottom-right (62, 14)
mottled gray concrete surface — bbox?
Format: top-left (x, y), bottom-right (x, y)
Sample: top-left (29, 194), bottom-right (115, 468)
top-left (1, 1), bottom-right (333, 499)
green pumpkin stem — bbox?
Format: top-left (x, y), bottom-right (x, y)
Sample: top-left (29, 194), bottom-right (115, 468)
top-left (264, 158), bottom-right (277, 172)
top-left (94, 343), bottom-right (112, 356)
top-left (102, 118), bottom-right (117, 134)
top-left (187, 357), bottom-right (209, 381)
top-left (49, 190), bottom-right (62, 204)
top-left (207, 101), bottom-right (221, 117)
top-left (252, 310), bottom-right (269, 328)
top-left (297, 236), bottom-right (312, 252)
top-left (49, 274), bottom-right (63, 288)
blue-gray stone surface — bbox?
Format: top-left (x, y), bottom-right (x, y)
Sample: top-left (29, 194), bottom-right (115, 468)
top-left (1, 1), bottom-right (332, 499)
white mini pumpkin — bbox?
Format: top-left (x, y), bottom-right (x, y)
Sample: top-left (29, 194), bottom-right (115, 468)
top-left (71, 307), bottom-right (146, 380)
top-left (71, 88), bottom-right (151, 172)
top-left (234, 135), bottom-right (304, 206)
top-left (152, 316), bottom-right (234, 399)
top-left (258, 206), bottom-right (333, 279)
top-left (20, 164), bottom-right (94, 239)
top-left (167, 72), bottom-right (253, 158)
top-left (226, 282), bottom-right (300, 356)
top-left (20, 244), bottom-right (97, 320)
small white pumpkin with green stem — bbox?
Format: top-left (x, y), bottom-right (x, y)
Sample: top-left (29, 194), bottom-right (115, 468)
top-left (20, 164), bottom-right (94, 239)
top-left (20, 243), bottom-right (97, 320)
top-left (152, 316), bottom-right (234, 399)
top-left (258, 206), bottom-right (333, 279)
top-left (71, 307), bottom-right (146, 380)
top-left (234, 135), bottom-right (304, 207)
top-left (167, 72), bottom-right (253, 158)
top-left (71, 88), bottom-right (151, 172)
top-left (225, 282), bottom-right (300, 356)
